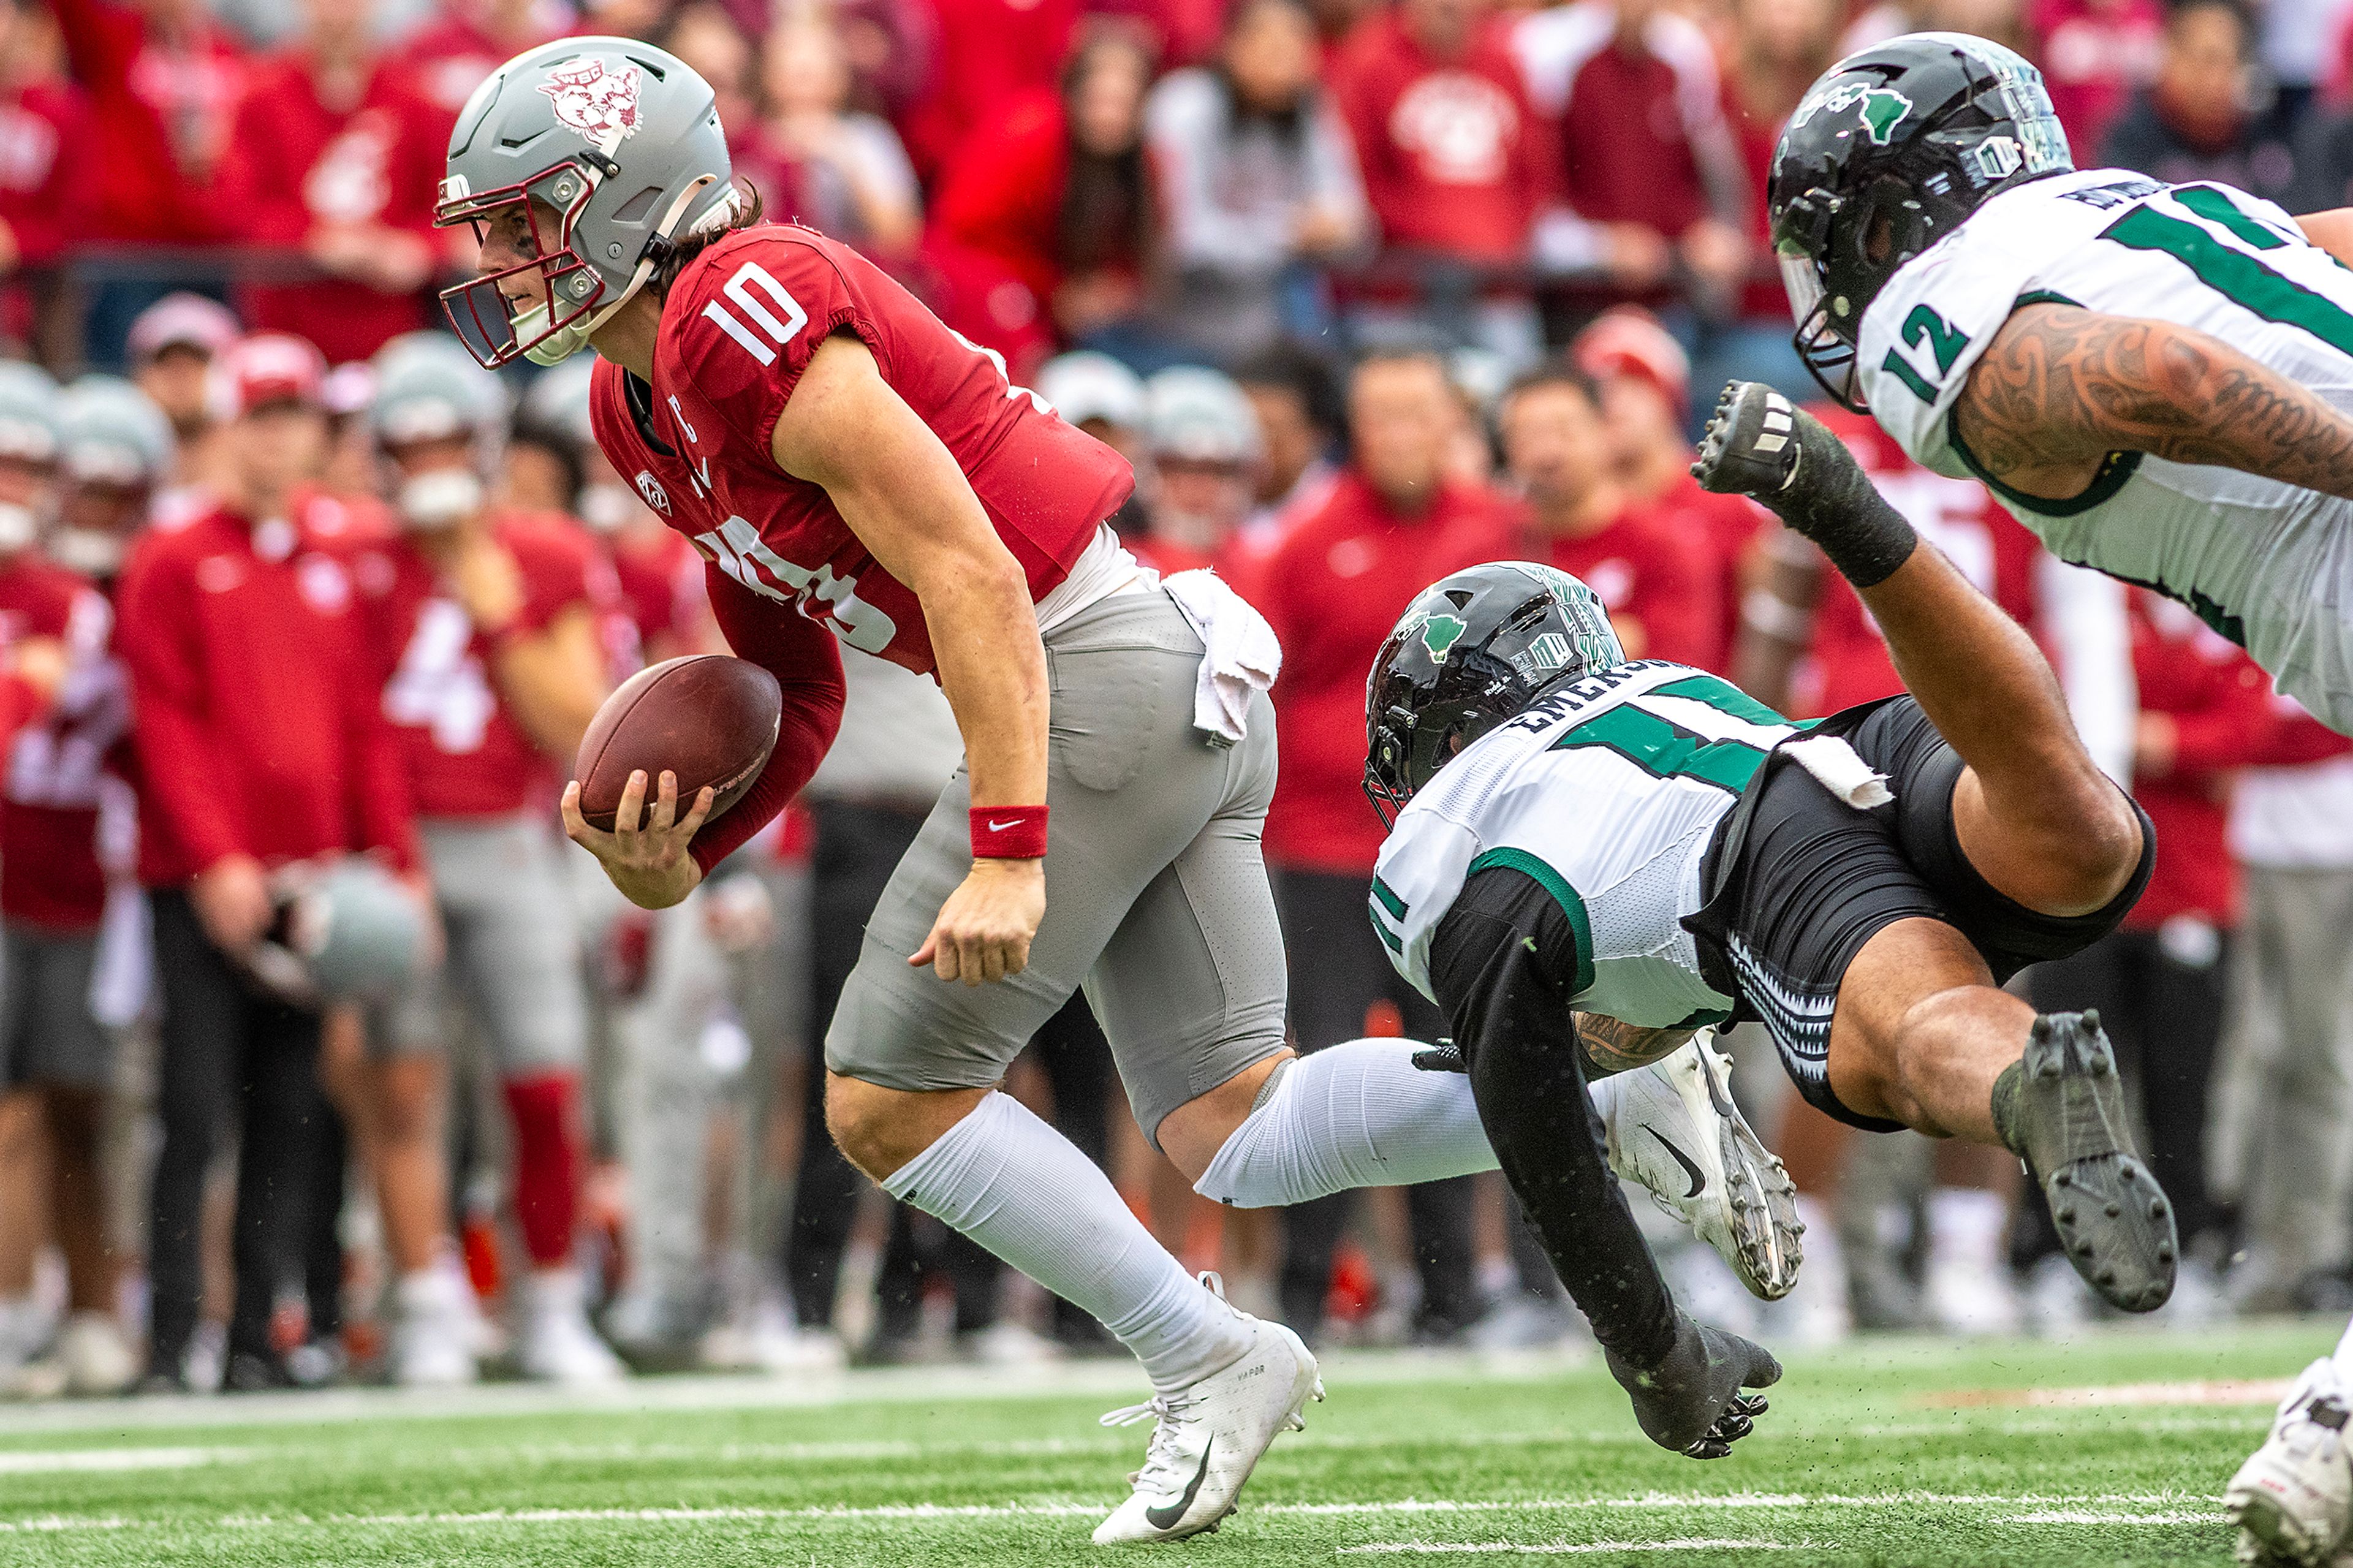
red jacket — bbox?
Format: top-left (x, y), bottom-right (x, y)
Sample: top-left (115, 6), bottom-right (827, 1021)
top-left (48, 0), bottom-right (243, 245)
top-left (1520, 494), bottom-right (1719, 672)
top-left (894, 0), bottom-right (1075, 183)
top-left (0, 81), bottom-right (96, 270)
top-left (116, 494), bottom-right (416, 888)
top-left (222, 51), bottom-right (447, 365)
top-left (2126, 591), bottom-right (2276, 929)
top-left (1260, 471), bottom-right (1517, 873)
top-left (1330, 11), bottom-right (1548, 265)
top-left (0, 555), bottom-right (119, 931)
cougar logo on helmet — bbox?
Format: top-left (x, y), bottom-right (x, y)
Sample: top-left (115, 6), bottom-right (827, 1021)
top-left (539, 59), bottom-right (642, 143)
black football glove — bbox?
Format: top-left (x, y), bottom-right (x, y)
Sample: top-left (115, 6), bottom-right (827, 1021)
top-left (1604, 1309), bottom-right (1783, 1459)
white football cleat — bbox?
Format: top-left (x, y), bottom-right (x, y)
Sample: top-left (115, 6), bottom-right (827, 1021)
top-left (516, 1267), bottom-right (626, 1385)
top-left (55, 1313), bottom-right (138, 1396)
top-left (2229, 1359), bottom-right (2353, 1567)
top-left (1596, 1032), bottom-right (1803, 1300)
top-left (1093, 1275), bottom-right (1322, 1545)
top-left (390, 1270), bottom-right (480, 1388)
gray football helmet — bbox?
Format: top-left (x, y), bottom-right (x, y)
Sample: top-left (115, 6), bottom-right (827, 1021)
top-left (370, 331), bottom-right (511, 447)
top-left (434, 37), bottom-right (738, 368)
top-left (53, 376), bottom-right (172, 577)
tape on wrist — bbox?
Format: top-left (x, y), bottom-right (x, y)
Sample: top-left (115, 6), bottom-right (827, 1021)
top-left (971, 806), bottom-right (1048, 860)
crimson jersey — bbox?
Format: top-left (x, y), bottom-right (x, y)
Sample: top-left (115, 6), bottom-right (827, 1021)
top-left (358, 513), bottom-right (614, 820)
top-left (612, 224), bottom-right (1133, 676)
top-left (1520, 498), bottom-right (1720, 672)
top-left (0, 556), bottom-right (121, 931)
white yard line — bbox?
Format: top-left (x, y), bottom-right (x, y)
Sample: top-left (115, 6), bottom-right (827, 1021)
top-left (1339, 1541), bottom-right (1833, 1555)
top-left (0, 1447), bottom-right (246, 1474)
top-left (0, 1491), bottom-right (2227, 1534)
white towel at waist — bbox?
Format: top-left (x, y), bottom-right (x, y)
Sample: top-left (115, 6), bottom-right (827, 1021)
top-left (1161, 569), bottom-right (1283, 748)
top-left (1782, 733), bottom-right (1893, 808)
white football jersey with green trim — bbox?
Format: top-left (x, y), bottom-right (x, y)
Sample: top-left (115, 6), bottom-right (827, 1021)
top-left (1371, 661), bottom-right (1811, 1028)
top-left (1855, 168), bottom-right (2353, 732)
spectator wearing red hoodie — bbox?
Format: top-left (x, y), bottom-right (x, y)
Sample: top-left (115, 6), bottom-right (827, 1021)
top-left (0, 0), bottom-right (94, 345)
top-left (1496, 362), bottom-right (1715, 668)
top-left (1711, 0), bottom-right (1845, 406)
top-left (1329, 0), bottom-right (1549, 362)
top-left (2015, 592), bottom-right (2275, 1309)
top-left (1568, 308), bottom-right (1761, 673)
top-left (115, 334), bottom-right (419, 1390)
top-left (1256, 348), bottom-right (1514, 1341)
top-left (896, 0), bottom-right (1076, 183)
top-left (46, 0), bottom-right (244, 366)
top-left (220, 0), bottom-right (448, 366)
top-left (934, 26), bottom-right (1158, 350)
top-left (396, 0), bottom-right (572, 137)
top-left (1513, 0), bottom-right (1751, 322)
top-left (2032, 0), bottom-right (2164, 159)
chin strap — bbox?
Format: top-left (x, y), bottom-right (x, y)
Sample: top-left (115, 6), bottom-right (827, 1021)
top-left (585, 173), bottom-right (724, 331)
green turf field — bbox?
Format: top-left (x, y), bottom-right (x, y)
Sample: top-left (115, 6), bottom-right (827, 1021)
top-left (0, 1319), bottom-right (2335, 1566)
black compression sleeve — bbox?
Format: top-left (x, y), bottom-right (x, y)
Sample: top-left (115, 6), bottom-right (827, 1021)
top-left (1428, 868), bottom-right (1679, 1369)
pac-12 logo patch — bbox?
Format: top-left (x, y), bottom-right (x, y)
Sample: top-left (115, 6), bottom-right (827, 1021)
top-left (1792, 81), bottom-right (1913, 145)
top-left (634, 470), bottom-right (671, 516)
top-left (539, 59), bottom-right (642, 143)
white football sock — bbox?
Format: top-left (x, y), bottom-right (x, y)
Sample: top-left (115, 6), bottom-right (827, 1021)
top-left (882, 1091), bottom-right (1251, 1394)
top-left (1195, 1038), bottom-right (1502, 1208)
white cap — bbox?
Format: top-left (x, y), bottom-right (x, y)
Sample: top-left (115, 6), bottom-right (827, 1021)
top-left (1037, 351), bottom-right (1146, 431)
top-left (1145, 366), bottom-right (1260, 465)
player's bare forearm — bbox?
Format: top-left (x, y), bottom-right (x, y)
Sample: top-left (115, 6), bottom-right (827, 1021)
top-left (496, 607), bottom-right (610, 761)
top-left (919, 558), bottom-right (1050, 810)
top-left (1574, 1013), bottom-right (1697, 1078)
top-left (2297, 207), bottom-right (2353, 268)
top-left (1953, 303), bottom-right (2353, 502)
top-left (1729, 528), bottom-right (1821, 710)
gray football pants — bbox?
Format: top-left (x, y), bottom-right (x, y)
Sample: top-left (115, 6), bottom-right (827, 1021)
top-left (2208, 865), bottom-right (2353, 1289)
top-left (825, 588), bottom-right (1289, 1147)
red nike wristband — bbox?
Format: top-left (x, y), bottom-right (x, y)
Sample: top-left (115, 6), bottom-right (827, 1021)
top-left (971, 806), bottom-right (1048, 860)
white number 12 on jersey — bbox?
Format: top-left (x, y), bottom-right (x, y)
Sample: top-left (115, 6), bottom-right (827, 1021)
top-left (702, 261), bottom-right (808, 366)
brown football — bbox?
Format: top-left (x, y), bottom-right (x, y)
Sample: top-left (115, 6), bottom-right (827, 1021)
top-left (574, 655), bottom-right (784, 833)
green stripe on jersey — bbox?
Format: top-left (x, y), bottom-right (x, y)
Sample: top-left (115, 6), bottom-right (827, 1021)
top-left (2174, 185), bottom-right (2288, 250)
top-left (1650, 673), bottom-right (1792, 729)
top-left (1466, 847), bottom-right (1595, 997)
top-left (1371, 876), bottom-right (1408, 921)
top-left (2105, 206), bottom-right (2353, 357)
top-left (1553, 705), bottom-right (1772, 797)
top-left (1368, 905), bottom-right (1403, 953)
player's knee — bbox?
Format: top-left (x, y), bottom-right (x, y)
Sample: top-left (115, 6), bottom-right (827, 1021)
top-left (2039, 776), bottom-right (2144, 912)
top-left (825, 1074), bottom-right (966, 1181)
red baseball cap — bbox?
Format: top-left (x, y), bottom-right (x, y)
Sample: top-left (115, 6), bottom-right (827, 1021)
top-left (1569, 308), bottom-right (1691, 419)
top-left (207, 333), bottom-right (329, 422)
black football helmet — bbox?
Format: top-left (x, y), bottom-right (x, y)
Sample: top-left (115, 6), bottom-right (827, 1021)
top-left (1363, 562), bottom-right (1626, 827)
top-left (1770, 31), bottom-right (2071, 411)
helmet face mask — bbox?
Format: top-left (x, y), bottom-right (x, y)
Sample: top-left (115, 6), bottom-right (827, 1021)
top-left (1768, 32), bottom-right (2072, 412)
top-left (439, 165), bottom-right (608, 368)
top-left (1362, 562), bottom-right (1626, 828)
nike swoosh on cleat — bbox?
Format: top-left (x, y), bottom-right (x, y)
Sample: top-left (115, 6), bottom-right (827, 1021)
top-left (1144, 1439), bottom-right (1213, 1532)
top-left (1643, 1124), bottom-right (1707, 1199)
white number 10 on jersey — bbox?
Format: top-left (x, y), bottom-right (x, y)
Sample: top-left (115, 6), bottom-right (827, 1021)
top-left (701, 261), bottom-right (808, 366)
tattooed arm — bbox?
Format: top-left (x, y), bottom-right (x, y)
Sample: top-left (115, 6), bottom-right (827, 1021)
top-left (1574, 1013), bottom-right (1699, 1078)
top-left (1949, 302), bottom-right (2353, 503)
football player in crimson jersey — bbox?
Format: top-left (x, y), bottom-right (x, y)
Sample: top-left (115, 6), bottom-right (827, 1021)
top-left (349, 334), bottom-right (624, 1388)
top-left (433, 37), bottom-right (1755, 1532)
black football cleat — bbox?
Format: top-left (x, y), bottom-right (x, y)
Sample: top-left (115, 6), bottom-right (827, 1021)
top-left (2014, 1010), bottom-right (2179, 1314)
top-left (1692, 381), bottom-right (1806, 500)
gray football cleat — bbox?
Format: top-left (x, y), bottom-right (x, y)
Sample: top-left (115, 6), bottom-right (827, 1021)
top-left (2013, 1010), bottom-right (2178, 1313)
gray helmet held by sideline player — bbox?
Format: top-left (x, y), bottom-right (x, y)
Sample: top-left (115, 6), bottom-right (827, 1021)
top-left (434, 37), bottom-right (739, 368)
top-left (246, 858), bottom-right (426, 1008)
top-left (1363, 562), bottom-right (1626, 828)
top-left (371, 333), bottom-right (512, 529)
